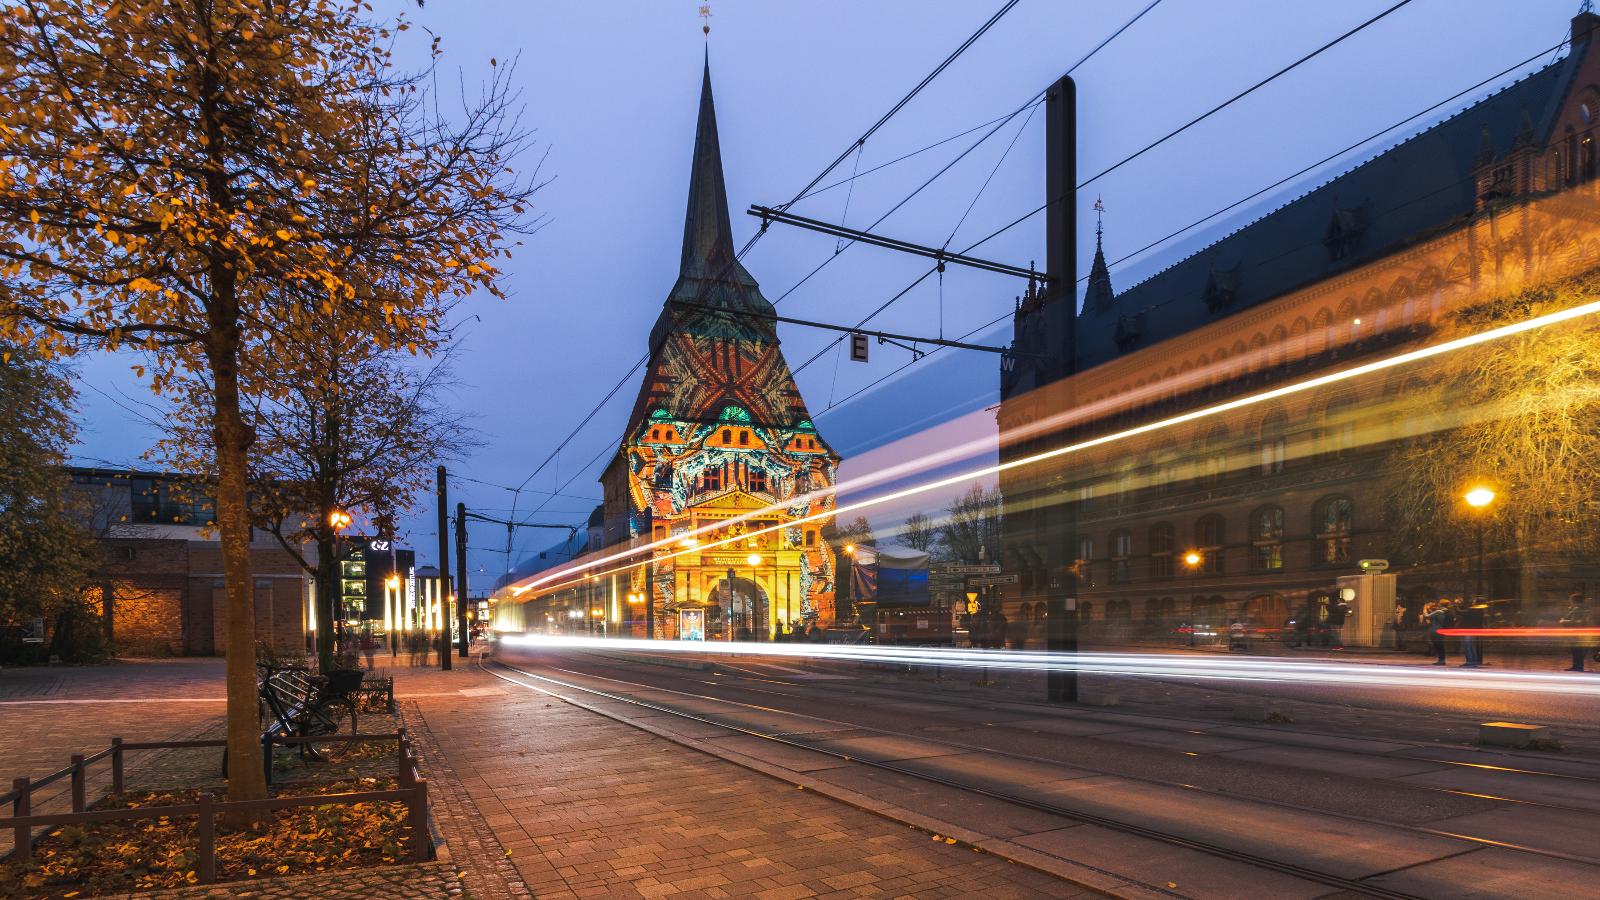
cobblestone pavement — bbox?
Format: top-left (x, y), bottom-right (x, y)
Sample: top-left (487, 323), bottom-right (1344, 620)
top-left (0, 659), bottom-right (228, 855)
top-left (399, 662), bottom-right (1086, 899)
top-left (119, 861), bottom-right (464, 898)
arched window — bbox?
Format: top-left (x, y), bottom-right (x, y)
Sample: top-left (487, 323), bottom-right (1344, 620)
top-left (1110, 529), bottom-right (1133, 583)
top-left (1250, 505), bottom-right (1285, 571)
top-left (1076, 536), bottom-right (1095, 586)
top-left (1149, 522), bottom-right (1175, 579)
top-left (1318, 393), bottom-right (1359, 460)
top-left (1313, 496), bottom-right (1354, 565)
top-left (1257, 409), bottom-right (1288, 475)
top-left (1194, 514), bottom-right (1225, 574)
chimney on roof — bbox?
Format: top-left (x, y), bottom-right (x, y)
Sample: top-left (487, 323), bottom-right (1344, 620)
top-left (1573, 8), bottom-right (1600, 45)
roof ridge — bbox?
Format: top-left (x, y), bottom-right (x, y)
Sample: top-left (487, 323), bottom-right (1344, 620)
top-left (1112, 51), bottom-right (1571, 297)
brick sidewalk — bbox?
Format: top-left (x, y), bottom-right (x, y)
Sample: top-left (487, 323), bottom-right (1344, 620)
top-left (398, 662), bottom-right (1085, 899)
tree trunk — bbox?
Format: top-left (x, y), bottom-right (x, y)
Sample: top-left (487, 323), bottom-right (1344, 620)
top-left (315, 532), bottom-right (338, 672)
top-left (210, 326), bottom-right (267, 808)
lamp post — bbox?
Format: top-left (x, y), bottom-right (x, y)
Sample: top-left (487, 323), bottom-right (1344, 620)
top-left (1183, 551), bottom-right (1202, 646)
top-left (385, 575), bottom-right (400, 656)
top-left (747, 553), bottom-right (762, 640)
top-left (1464, 485), bottom-right (1497, 600)
top-left (329, 509), bottom-right (352, 654)
top-left (725, 567), bottom-right (736, 641)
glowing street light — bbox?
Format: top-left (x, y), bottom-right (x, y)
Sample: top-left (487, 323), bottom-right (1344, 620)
top-left (329, 509), bottom-right (353, 531)
top-left (1464, 484), bottom-right (1499, 600)
top-left (746, 553), bottom-right (762, 567)
top-left (843, 543), bottom-right (856, 556)
top-left (1184, 551), bottom-right (1201, 567)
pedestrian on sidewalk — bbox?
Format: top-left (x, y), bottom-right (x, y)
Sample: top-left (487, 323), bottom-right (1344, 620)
top-left (1326, 596), bottom-right (1350, 650)
top-left (1560, 593), bottom-right (1591, 672)
top-left (1391, 603), bottom-right (1409, 651)
top-left (1425, 602), bottom-right (1451, 665)
top-left (1459, 599), bottom-right (1487, 668)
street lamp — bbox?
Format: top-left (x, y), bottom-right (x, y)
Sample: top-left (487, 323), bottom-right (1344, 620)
top-left (1183, 552), bottom-right (1202, 646)
top-left (747, 553), bottom-right (762, 640)
top-left (1464, 484), bottom-right (1497, 600)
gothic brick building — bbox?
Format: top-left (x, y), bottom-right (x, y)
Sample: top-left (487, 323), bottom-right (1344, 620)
top-left (998, 11), bottom-right (1600, 642)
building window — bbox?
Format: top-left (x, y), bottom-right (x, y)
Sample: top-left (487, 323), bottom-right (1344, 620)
top-left (1148, 522), bottom-right (1174, 579)
top-left (1258, 411), bottom-right (1287, 475)
top-left (1250, 505), bottom-right (1284, 571)
top-left (805, 530), bottom-right (815, 547)
top-left (1202, 425), bottom-right (1229, 485)
top-left (1194, 514), bottom-right (1225, 574)
top-left (739, 430), bottom-right (750, 445)
top-left (1076, 536), bottom-right (1094, 586)
top-left (1314, 496), bottom-right (1353, 565)
top-left (700, 466), bottom-right (724, 494)
top-left (721, 429), bottom-right (732, 443)
top-left (1109, 530), bottom-right (1132, 583)
top-left (747, 468), bottom-right (767, 494)
top-left (1318, 395), bottom-right (1357, 460)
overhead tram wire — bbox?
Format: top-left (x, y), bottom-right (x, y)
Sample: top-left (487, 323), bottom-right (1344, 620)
top-left (775, 0), bottom-right (1023, 214)
top-left (1079, 0), bottom-right (1417, 192)
top-left (766, 0), bottom-right (1166, 310)
top-left (1091, 38), bottom-right (1571, 283)
top-left (787, 0), bottom-right (1423, 365)
top-left (797, 39), bottom-right (1573, 424)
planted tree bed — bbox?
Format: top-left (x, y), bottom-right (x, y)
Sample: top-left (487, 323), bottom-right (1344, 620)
top-left (0, 778), bottom-right (415, 898)
top-left (0, 709), bottom-right (433, 898)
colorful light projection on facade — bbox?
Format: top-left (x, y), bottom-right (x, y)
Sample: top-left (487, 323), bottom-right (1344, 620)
top-left (600, 59), bottom-right (839, 638)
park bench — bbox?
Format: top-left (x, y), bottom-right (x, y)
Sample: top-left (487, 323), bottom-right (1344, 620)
top-left (229, 663), bottom-right (362, 781)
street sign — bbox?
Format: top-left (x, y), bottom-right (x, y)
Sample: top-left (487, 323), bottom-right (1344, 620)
top-left (1358, 559), bottom-right (1389, 573)
top-left (968, 574), bottom-right (1017, 586)
top-left (850, 332), bottom-right (869, 362)
top-left (944, 564), bottom-right (1001, 575)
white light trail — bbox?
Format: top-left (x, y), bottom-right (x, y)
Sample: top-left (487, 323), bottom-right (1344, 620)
top-left (494, 633), bottom-right (1600, 697)
top-left (508, 296), bottom-right (1600, 600)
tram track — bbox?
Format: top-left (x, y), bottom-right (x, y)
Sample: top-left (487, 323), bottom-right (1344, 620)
top-left (483, 652), bottom-right (1599, 899)
top-left (675, 652), bottom-right (1600, 794)
top-left (512, 653), bottom-right (1600, 862)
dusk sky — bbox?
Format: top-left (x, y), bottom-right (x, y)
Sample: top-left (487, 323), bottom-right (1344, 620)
top-left (68, 0), bottom-right (1585, 594)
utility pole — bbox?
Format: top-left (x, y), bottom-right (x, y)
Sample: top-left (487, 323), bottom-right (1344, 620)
top-left (456, 501), bottom-right (469, 658)
top-left (645, 557), bottom-right (655, 640)
top-left (436, 465), bottom-right (452, 671)
top-left (1043, 73), bottom-right (1079, 704)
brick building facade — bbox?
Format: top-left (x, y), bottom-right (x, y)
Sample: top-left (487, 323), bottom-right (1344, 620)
top-left (72, 468), bottom-right (313, 656)
top-left (998, 11), bottom-right (1600, 641)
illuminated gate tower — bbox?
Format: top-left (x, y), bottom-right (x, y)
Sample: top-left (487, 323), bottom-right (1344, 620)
top-left (599, 59), bottom-right (839, 639)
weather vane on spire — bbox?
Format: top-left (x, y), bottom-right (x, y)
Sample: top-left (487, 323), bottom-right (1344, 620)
top-left (1093, 194), bottom-right (1105, 239)
top-left (700, 4), bottom-right (712, 37)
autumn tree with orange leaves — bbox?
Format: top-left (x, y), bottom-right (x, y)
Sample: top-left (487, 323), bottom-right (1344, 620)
top-left (0, 0), bottom-right (539, 806)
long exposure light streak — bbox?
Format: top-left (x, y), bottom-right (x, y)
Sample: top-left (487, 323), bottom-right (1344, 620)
top-left (508, 296), bottom-right (1600, 600)
top-left (494, 634), bottom-right (1600, 697)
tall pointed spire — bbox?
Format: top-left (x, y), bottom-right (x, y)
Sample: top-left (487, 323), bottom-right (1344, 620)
top-left (1087, 196), bottom-right (1115, 314)
top-left (678, 54), bottom-right (750, 286)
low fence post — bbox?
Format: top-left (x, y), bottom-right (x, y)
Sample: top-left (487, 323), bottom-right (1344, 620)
top-left (70, 754), bottom-right (86, 813)
top-left (10, 777), bottom-right (30, 861)
top-left (396, 733), bottom-right (412, 786)
top-left (409, 778), bottom-right (431, 862)
top-left (196, 792), bottom-right (216, 884)
top-left (261, 734), bottom-right (274, 787)
top-left (111, 737), bottom-right (125, 794)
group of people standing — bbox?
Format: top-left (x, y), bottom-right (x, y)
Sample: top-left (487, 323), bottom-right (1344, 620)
top-left (1418, 593), bottom-right (1594, 671)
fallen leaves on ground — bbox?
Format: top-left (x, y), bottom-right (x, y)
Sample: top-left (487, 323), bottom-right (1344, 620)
top-left (0, 777), bottom-right (413, 899)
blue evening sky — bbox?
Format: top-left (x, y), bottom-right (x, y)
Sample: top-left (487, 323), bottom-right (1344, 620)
top-left (68, 0), bottom-right (1585, 592)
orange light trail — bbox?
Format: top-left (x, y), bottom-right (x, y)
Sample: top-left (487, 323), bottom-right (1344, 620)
top-left (506, 296), bottom-right (1600, 602)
